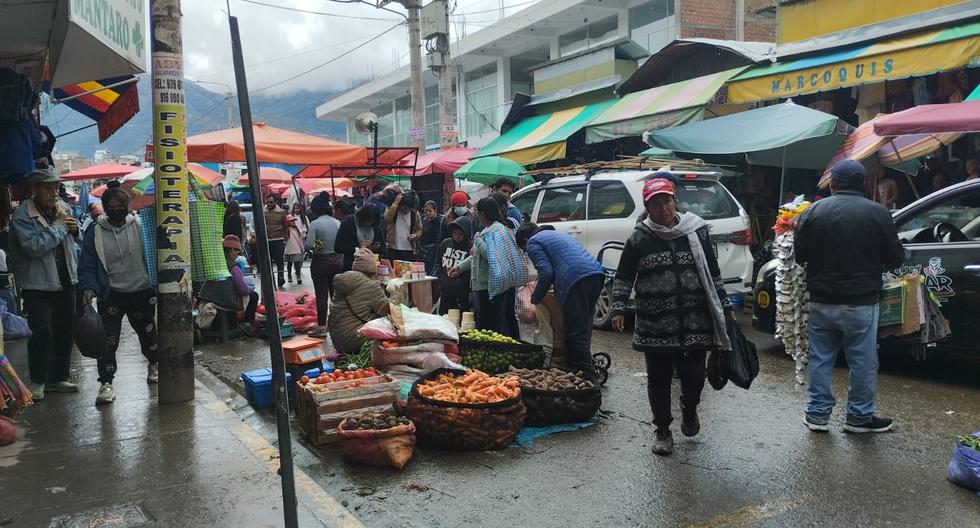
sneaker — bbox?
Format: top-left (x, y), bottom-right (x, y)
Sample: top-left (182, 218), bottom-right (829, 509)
top-left (29, 382), bottom-right (45, 401)
top-left (147, 363), bottom-right (159, 384)
top-left (843, 416), bottom-right (894, 434)
top-left (46, 381), bottom-right (80, 393)
top-left (681, 410), bottom-right (700, 437)
top-left (652, 429), bottom-right (674, 456)
top-left (96, 383), bottom-right (116, 404)
top-left (308, 325), bottom-right (328, 338)
top-left (804, 415), bottom-right (830, 432)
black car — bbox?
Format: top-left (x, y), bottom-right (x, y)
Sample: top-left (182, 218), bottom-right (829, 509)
top-left (753, 179), bottom-right (980, 354)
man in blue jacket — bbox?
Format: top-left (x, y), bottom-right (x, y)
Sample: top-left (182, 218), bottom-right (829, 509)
top-left (516, 223), bottom-right (604, 381)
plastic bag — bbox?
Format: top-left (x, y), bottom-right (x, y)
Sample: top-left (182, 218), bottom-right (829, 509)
top-left (358, 317), bottom-right (398, 341)
top-left (947, 432), bottom-right (980, 491)
top-left (706, 349), bottom-right (728, 390)
top-left (371, 341), bottom-right (445, 368)
top-left (0, 298), bottom-right (30, 340)
top-left (721, 320), bottom-right (759, 390)
top-left (516, 283), bottom-right (537, 323)
top-left (73, 304), bottom-right (106, 359)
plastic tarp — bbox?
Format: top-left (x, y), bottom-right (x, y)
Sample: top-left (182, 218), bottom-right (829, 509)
top-left (873, 99), bottom-right (980, 136)
top-left (644, 101), bottom-right (850, 170)
top-left (187, 123), bottom-right (368, 165)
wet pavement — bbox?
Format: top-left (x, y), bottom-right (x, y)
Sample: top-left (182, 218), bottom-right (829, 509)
top-left (0, 326), bottom-right (362, 528)
top-left (198, 271), bottom-right (980, 527)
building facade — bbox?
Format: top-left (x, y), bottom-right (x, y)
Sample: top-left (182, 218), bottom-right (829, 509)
top-left (316, 0), bottom-right (776, 151)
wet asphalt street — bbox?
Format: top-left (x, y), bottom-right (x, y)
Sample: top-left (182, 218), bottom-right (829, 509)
top-left (198, 281), bottom-right (980, 528)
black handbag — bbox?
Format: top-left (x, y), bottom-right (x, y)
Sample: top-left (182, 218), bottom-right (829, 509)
top-left (198, 279), bottom-right (245, 311)
top-left (721, 319), bottom-right (760, 390)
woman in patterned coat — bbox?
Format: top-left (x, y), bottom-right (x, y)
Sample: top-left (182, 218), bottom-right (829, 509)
top-left (611, 177), bottom-right (733, 456)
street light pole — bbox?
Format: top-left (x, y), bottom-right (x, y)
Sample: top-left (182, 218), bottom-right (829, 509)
top-left (191, 80), bottom-right (236, 129)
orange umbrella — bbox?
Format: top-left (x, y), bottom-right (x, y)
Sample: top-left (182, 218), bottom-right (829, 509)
top-left (186, 123), bottom-right (368, 165)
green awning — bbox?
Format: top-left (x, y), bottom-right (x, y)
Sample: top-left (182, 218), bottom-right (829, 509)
top-left (645, 101), bottom-right (851, 170)
top-left (585, 67), bottom-right (746, 144)
top-left (474, 100), bottom-right (615, 165)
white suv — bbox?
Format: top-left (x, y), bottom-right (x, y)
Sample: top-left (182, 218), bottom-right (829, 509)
top-left (509, 169), bottom-right (754, 329)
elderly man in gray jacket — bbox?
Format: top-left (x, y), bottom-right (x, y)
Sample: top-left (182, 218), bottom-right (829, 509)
top-left (10, 169), bottom-right (81, 400)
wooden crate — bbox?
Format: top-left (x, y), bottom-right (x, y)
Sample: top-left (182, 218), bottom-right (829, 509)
top-left (296, 375), bottom-right (400, 446)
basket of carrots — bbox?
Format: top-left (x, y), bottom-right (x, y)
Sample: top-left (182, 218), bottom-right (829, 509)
top-left (406, 368), bottom-right (526, 451)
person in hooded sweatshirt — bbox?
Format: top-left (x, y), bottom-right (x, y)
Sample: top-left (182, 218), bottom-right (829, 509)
top-left (78, 181), bottom-right (157, 405)
top-left (434, 215), bottom-right (472, 315)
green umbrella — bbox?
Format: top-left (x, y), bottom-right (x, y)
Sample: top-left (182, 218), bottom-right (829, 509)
top-left (454, 156), bottom-right (530, 186)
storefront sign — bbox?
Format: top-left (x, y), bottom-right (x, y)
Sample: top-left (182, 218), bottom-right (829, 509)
top-left (408, 127), bottom-right (426, 141)
top-left (70, 0), bottom-right (147, 69)
top-left (152, 51), bottom-right (190, 279)
top-left (727, 36), bottom-right (980, 104)
top-left (98, 81), bottom-right (140, 142)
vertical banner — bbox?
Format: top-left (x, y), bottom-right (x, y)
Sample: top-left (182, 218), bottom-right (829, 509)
top-left (151, 51), bottom-right (191, 285)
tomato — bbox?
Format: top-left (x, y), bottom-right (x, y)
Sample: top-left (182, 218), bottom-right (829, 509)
top-left (300, 376), bottom-right (309, 384)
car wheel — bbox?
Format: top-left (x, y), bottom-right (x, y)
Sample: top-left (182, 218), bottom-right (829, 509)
top-left (593, 279), bottom-right (614, 330)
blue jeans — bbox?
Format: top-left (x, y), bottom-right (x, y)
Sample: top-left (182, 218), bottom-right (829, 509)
top-left (805, 302), bottom-right (880, 425)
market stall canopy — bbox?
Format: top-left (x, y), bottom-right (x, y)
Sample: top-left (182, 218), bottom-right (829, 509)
top-left (235, 167), bottom-right (294, 185)
top-left (873, 100), bottom-right (980, 136)
top-left (296, 147), bottom-right (417, 179)
top-left (473, 100), bottom-right (615, 166)
top-left (62, 162), bottom-right (140, 181)
top-left (726, 20), bottom-right (980, 104)
top-left (409, 147), bottom-right (477, 176)
top-left (644, 101), bottom-right (850, 170)
top-left (186, 123), bottom-right (368, 165)
top-left (295, 178), bottom-right (355, 194)
top-left (116, 163), bottom-right (225, 195)
top-left (46, 76), bottom-right (140, 142)
top-left (585, 67), bottom-right (746, 144)
top-left (968, 83), bottom-right (980, 102)
top-left (0, 0), bottom-right (148, 89)
top-left (818, 113), bottom-right (962, 187)
top-left (454, 156), bottom-right (530, 186)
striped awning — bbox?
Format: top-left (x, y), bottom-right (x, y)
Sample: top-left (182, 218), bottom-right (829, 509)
top-left (50, 76), bottom-right (140, 142)
top-left (473, 100), bottom-right (615, 166)
top-left (728, 21), bottom-right (980, 104)
top-left (585, 67), bottom-right (747, 144)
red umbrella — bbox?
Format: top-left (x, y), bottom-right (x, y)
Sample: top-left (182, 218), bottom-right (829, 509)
top-left (62, 163), bottom-right (140, 181)
top-left (187, 123), bottom-right (368, 165)
top-left (873, 100), bottom-right (980, 136)
top-left (236, 167), bottom-right (293, 185)
top-left (411, 147), bottom-right (477, 176)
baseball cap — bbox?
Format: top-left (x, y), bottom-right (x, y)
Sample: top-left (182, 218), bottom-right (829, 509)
top-left (286, 214), bottom-right (296, 222)
top-left (222, 235), bottom-right (242, 250)
top-left (27, 169), bottom-right (61, 185)
top-left (642, 178), bottom-right (676, 202)
top-left (830, 160), bottom-right (867, 187)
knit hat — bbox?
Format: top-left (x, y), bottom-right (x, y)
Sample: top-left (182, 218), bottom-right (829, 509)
top-left (450, 191), bottom-right (469, 207)
top-left (352, 247), bottom-right (378, 275)
top-left (642, 178), bottom-right (675, 202)
top-left (222, 235), bottom-right (242, 250)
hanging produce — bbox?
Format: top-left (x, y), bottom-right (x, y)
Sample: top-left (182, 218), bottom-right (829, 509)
top-left (772, 197), bottom-right (811, 385)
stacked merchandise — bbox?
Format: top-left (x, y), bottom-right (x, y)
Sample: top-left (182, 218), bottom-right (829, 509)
top-left (357, 303), bottom-right (463, 383)
top-left (256, 290), bottom-right (318, 334)
top-left (772, 198), bottom-right (811, 384)
top-left (458, 329), bottom-right (546, 375)
top-left (878, 272), bottom-right (951, 354)
top-left (295, 368), bottom-right (401, 446)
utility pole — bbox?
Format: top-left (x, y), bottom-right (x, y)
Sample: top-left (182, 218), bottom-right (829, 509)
top-left (226, 93), bottom-right (234, 129)
top-left (394, 0), bottom-right (426, 149)
top-left (150, 0), bottom-right (194, 403)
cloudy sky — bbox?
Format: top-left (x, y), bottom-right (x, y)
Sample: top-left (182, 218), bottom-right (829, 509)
top-left (182, 0), bottom-right (539, 96)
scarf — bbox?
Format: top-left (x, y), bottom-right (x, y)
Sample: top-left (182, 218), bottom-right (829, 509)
top-left (642, 213), bottom-right (732, 351)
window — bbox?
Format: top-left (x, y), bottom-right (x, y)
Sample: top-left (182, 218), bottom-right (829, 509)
top-left (394, 96), bottom-right (412, 146)
top-left (629, 0), bottom-right (672, 30)
top-left (537, 185), bottom-right (587, 223)
top-left (588, 180), bottom-right (635, 219)
top-left (558, 15), bottom-right (619, 57)
top-left (510, 189), bottom-right (540, 221)
top-left (674, 180), bottom-right (739, 220)
top-left (462, 63), bottom-right (498, 139)
top-left (897, 189), bottom-right (980, 241)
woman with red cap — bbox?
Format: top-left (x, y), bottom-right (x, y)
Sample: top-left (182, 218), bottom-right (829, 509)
top-left (438, 191), bottom-right (473, 243)
top-left (611, 177), bottom-right (734, 457)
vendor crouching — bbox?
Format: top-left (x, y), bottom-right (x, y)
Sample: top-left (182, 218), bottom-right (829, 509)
top-left (328, 247), bottom-right (390, 355)
top-left (611, 177), bottom-right (733, 456)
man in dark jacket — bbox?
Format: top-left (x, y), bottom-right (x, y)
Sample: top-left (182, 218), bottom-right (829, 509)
top-left (795, 160), bottom-right (905, 434)
top-left (434, 216), bottom-right (472, 314)
top-left (335, 205), bottom-right (385, 271)
top-left (516, 223), bottom-right (604, 381)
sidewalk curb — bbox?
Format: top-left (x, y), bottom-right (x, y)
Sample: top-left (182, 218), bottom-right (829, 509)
top-left (194, 367), bottom-right (365, 528)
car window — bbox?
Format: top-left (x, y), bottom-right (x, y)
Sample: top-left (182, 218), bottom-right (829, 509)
top-left (588, 180), bottom-right (635, 220)
top-left (537, 185), bottom-right (587, 224)
top-left (897, 188), bottom-right (980, 240)
top-left (675, 180), bottom-right (739, 220)
top-left (510, 189), bottom-right (540, 222)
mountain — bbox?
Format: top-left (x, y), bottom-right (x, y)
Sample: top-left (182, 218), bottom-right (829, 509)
top-left (43, 76), bottom-right (348, 158)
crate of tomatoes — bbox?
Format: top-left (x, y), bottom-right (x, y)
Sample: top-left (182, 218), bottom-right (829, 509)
top-left (296, 368), bottom-right (402, 446)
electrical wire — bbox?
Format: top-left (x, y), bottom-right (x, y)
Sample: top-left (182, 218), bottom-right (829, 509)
top-left (241, 0), bottom-right (403, 21)
top-left (451, 0), bottom-right (540, 17)
top-left (193, 33), bottom-right (377, 80)
top-left (249, 22), bottom-right (405, 94)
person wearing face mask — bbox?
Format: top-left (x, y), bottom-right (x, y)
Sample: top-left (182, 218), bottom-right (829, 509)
top-left (78, 181), bottom-right (157, 405)
top-left (438, 191), bottom-right (473, 243)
